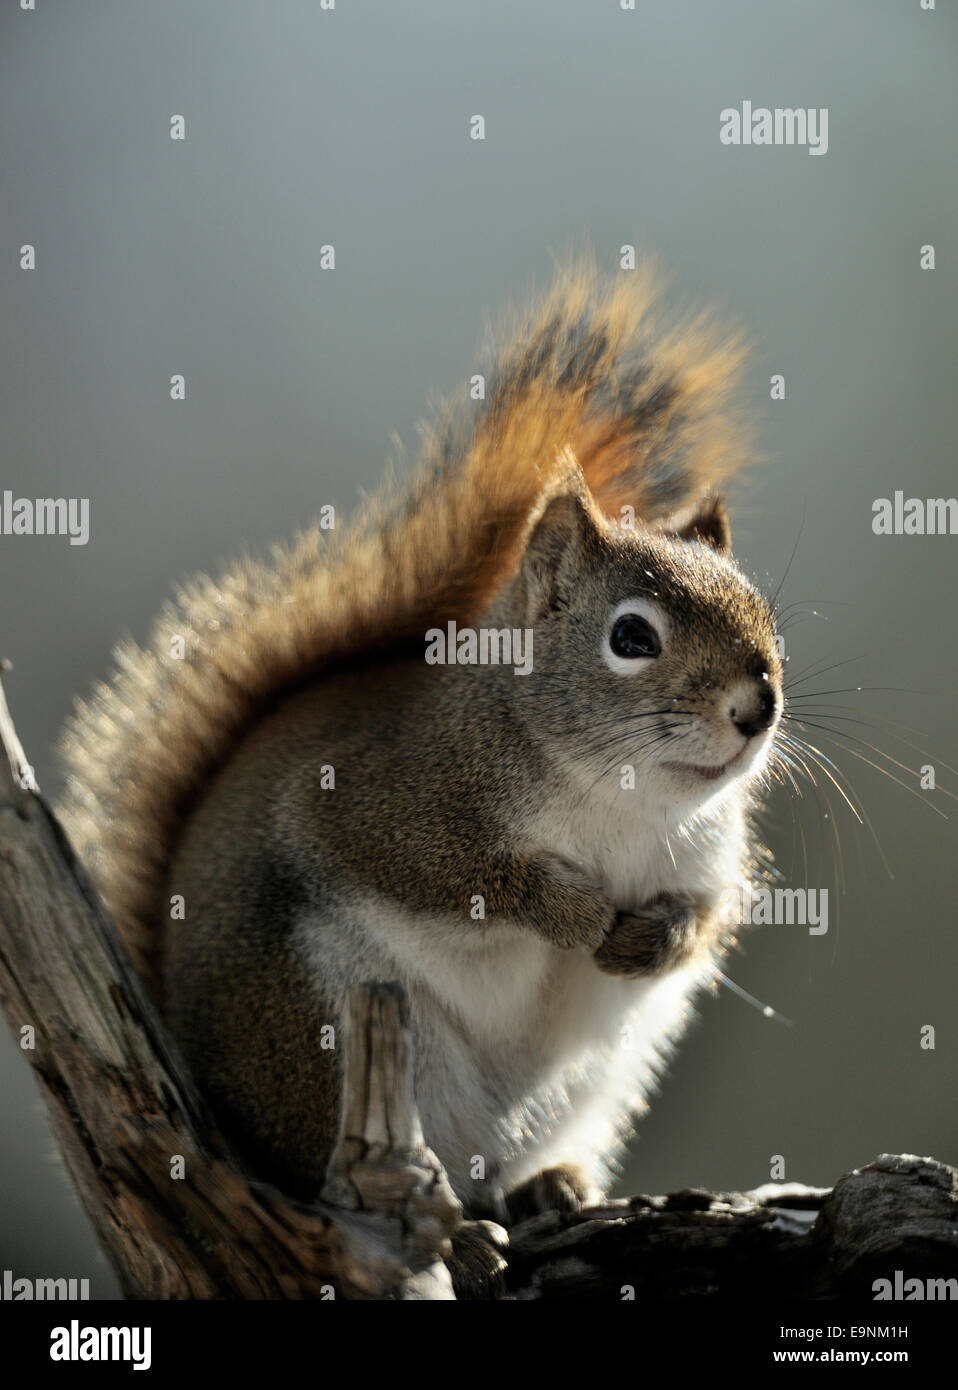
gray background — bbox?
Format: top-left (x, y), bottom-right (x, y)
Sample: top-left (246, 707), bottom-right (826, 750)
top-left (1, 1), bottom-right (955, 1298)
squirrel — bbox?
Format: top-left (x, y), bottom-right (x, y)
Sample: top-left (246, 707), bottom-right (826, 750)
top-left (58, 262), bottom-right (783, 1225)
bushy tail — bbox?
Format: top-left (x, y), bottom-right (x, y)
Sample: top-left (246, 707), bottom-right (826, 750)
top-left (58, 259), bottom-right (752, 992)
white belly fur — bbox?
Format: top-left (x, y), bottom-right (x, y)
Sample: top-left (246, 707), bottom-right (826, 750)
top-left (325, 787), bottom-right (747, 1204)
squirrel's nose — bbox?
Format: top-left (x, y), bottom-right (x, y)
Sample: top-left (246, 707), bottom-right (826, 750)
top-left (728, 682), bottom-right (777, 740)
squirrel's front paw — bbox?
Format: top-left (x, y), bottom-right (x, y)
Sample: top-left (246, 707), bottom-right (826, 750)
top-left (520, 852), bottom-right (613, 951)
top-left (503, 1163), bottom-right (598, 1224)
top-left (593, 895), bottom-right (705, 978)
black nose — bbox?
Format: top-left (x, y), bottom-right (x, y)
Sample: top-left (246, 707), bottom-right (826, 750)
top-left (731, 685), bottom-right (777, 740)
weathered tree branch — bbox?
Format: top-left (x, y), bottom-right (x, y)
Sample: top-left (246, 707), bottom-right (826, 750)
top-left (0, 671), bottom-right (459, 1299)
top-left (0, 671), bottom-right (955, 1300)
top-left (504, 1154), bottom-right (958, 1299)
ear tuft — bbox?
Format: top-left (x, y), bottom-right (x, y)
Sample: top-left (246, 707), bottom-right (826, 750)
top-left (673, 494), bottom-right (731, 551)
top-left (521, 474), bottom-right (602, 616)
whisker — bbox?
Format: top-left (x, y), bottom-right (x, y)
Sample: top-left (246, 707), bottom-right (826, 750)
top-left (788, 685), bottom-right (937, 700)
top-left (778, 609), bottom-right (828, 633)
top-left (777, 727), bottom-right (895, 885)
top-left (768, 501), bottom-right (807, 610)
top-left (786, 718), bottom-right (950, 819)
top-left (784, 653), bottom-right (868, 690)
top-left (785, 706), bottom-right (958, 783)
top-left (717, 972), bottom-right (794, 1027)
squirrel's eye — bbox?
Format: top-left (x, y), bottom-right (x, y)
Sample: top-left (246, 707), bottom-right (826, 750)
top-left (610, 613), bottom-right (661, 659)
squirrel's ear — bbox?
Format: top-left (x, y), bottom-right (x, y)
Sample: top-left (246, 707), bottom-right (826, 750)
top-left (521, 482), bottom-right (601, 617)
top-left (672, 494), bottom-right (731, 552)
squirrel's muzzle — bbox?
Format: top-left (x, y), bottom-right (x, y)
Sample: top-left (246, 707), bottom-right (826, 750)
top-left (728, 680), bottom-right (778, 740)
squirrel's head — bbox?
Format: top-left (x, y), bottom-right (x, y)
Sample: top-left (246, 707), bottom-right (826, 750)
top-left (507, 475), bottom-right (783, 816)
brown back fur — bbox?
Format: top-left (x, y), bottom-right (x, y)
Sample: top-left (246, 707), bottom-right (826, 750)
top-left (58, 260), bottom-right (752, 992)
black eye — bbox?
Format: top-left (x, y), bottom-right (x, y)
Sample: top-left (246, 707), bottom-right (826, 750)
top-left (610, 613), bottom-right (661, 659)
